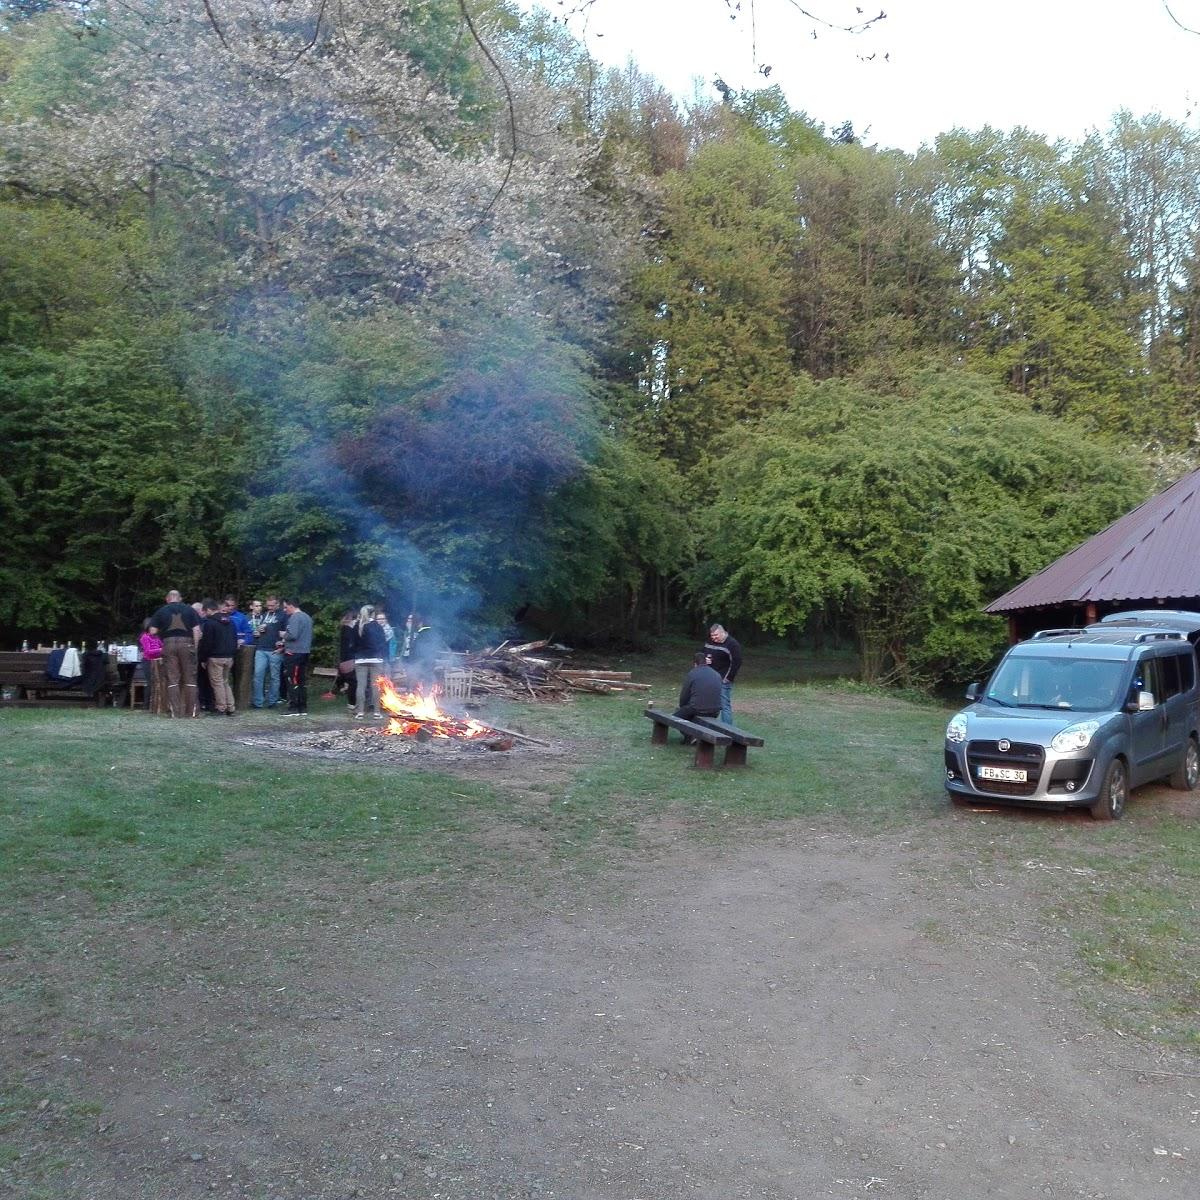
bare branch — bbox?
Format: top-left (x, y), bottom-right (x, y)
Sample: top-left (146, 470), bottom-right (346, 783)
top-left (287, 0), bottom-right (329, 66)
top-left (1164, 1), bottom-right (1200, 35)
top-left (199, 0), bottom-right (230, 49)
top-left (777, 1), bottom-right (887, 34)
top-left (457, 0), bottom-right (517, 221)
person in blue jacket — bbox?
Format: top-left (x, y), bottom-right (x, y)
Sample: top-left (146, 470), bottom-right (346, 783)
top-left (222, 594), bottom-right (254, 646)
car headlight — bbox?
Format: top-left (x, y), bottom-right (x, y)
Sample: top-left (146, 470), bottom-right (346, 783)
top-left (1051, 720), bottom-right (1100, 754)
top-left (946, 714), bottom-right (968, 744)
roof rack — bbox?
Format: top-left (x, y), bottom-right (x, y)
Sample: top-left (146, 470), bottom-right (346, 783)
top-left (1132, 630), bottom-right (1185, 642)
top-left (1031, 627), bottom-right (1087, 639)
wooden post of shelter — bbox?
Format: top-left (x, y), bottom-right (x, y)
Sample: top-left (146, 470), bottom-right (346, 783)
top-left (235, 644), bottom-right (255, 711)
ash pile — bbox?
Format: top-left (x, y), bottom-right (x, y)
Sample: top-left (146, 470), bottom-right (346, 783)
top-left (238, 725), bottom-right (541, 763)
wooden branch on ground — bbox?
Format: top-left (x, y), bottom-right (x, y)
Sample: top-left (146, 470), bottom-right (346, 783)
top-left (479, 723), bottom-right (551, 747)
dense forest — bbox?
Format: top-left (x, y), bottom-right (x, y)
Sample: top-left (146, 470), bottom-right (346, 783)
top-left (1, 0), bottom-right (1195, 682)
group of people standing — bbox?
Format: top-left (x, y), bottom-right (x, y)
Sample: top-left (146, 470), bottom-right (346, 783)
top-left (137, 590), bottom-right (437, 720)
top-left (139, 590), bottom-right (728, 728)
top-left (334, 607), bottom-right (436, 719)
top-left (141, 591), bottom-right (313, 717)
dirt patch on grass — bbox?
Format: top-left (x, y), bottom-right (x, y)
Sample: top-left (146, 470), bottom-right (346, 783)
top-left (5, 821), bottom-right (1198, 1200)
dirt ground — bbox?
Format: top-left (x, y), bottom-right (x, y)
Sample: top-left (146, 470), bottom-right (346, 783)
top-left (10, 820), bottom-right (1200, 1200)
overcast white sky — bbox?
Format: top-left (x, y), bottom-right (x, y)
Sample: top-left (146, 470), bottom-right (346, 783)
top-left (518, 0), bottom-right (1200, 150)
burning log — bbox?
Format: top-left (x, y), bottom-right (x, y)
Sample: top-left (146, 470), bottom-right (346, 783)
top-left (376, 677), bottom-right (493, 739)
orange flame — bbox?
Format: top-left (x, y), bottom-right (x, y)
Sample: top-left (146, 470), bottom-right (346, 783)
top-left (376, 676), bottom-right (490, 739)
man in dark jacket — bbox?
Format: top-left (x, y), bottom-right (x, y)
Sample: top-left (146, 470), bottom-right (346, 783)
top-left (198, 600), bottom-right (239, 715)
top-left (334, 609), bottom-right (359, 712)
top-left (704, 623), bottom-right (742, 724)
top-left (674, 651), bottom-right (723, 741)
top-left (149, 589), bottom-right (201, 718)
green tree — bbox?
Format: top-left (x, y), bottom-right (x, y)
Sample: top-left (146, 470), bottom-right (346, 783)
top-left (222, 306), bottom-right (690, 639)
top-left (728, 84), bottom-right (828, 160)
top-left (966, 167), bottom-right (1144, 434)
top-left (535, 429), bottom-right (693, 637)
top-left (0, 338), bottom-right (239, 635)
top-left (791, 142), bottom-right (962, 378)
top-left (691, 370), bottom-right (1147, 685)
top-left (0, 200), bottom-right (162, 347)
top-left (928, 128), bottom-right (1147, 436)
top-left (627, 130), bottom-right (799, 467)
top-left (1087, 113), bottom-right (1200, 351)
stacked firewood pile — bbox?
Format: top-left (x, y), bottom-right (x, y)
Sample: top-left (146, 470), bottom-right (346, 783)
top-left (452, 638), bottom-right (650, 701)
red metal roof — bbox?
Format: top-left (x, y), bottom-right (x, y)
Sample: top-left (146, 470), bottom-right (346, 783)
top-left (987, 469), bottom-right (1200, 614)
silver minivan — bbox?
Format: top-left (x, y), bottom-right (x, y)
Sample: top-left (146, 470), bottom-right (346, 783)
top-left (944, 612), bottom-right (1200, 819)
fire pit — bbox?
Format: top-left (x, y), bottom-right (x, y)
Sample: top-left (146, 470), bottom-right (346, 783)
top-left (236, 677), bottom-right (556, 767)
top-left (237, 725), bottom-right (515, 761)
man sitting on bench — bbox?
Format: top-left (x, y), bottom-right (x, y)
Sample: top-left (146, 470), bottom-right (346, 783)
top-left (674, 651), bottom-right (723, 742)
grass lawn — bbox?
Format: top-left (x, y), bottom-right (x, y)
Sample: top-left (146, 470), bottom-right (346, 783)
top-left (2, 664), bottom-right (1198, 1191)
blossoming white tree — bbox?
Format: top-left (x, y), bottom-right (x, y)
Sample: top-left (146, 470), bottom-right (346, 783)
top-left (5, 0), bottom-right (628, 315)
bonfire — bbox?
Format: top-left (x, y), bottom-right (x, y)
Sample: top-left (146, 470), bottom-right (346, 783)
top-left (376, 676), bottom-right (492, 740)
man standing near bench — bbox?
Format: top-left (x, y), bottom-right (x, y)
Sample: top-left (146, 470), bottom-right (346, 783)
top-left (149, 589), bottom-right (201, 718)
top-left (705, 622), bottom-right (742, 724)
top-left (674, 651), bottom-right (723, 740)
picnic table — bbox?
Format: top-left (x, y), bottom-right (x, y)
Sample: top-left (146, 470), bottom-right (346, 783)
top-left (0, 650), bottom-right (124, 707)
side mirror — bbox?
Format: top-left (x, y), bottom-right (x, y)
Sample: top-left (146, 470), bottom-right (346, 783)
top-left (1138, 690), bottom-right (1156, 711)
top-left (965, 682), bottom-right (980, 701)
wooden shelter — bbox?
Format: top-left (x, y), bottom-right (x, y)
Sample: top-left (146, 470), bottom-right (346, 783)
top-left (987, 469), bottom-right (1200, 641)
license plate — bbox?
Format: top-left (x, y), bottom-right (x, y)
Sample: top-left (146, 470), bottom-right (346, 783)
top-left (979, 765), bottom-right (1027, 783)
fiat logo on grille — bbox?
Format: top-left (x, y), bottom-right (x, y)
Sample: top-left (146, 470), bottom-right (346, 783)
top-left (998, 738), bottom-right (1011, 752)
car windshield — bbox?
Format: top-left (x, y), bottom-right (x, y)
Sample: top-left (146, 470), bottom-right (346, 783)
top-left (985, 655), bottom-right (1126, 712)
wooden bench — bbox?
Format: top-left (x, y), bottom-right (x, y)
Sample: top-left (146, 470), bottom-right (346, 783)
top-left (0, 650), bottom-right (122, 707)
top-left (643, 707), bottom-right (732, 770)
top-left (692, 715), bottom-right (766, 767)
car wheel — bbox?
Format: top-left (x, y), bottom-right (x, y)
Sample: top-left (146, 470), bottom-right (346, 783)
top-left (1090, 758), bottom-right (1127, 821)
top-left (1170, 735), bottom-right (1200, 791)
